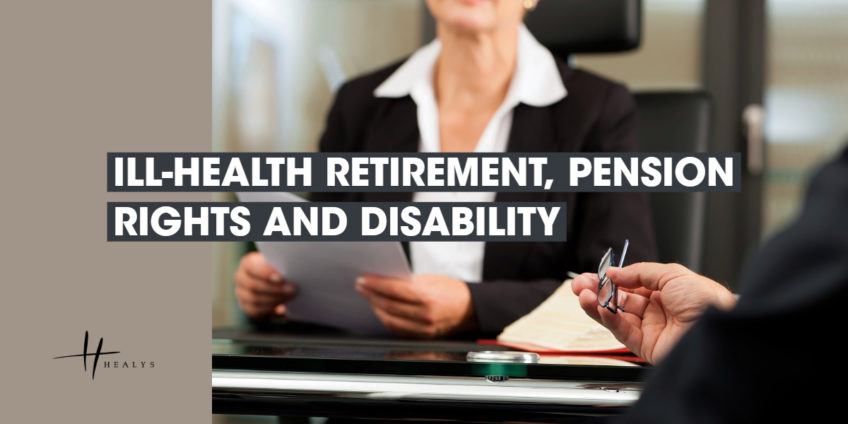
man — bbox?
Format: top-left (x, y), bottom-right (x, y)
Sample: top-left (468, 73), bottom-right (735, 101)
top-left (572, 146), bottom-right (848, 422)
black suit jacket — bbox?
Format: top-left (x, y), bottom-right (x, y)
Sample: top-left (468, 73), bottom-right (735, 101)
top-left (619, 147), bottom-right (848, 423)
top-left (312, 59), bottom-right (657, 336)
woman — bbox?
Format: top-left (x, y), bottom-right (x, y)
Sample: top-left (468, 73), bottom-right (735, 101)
top-left (234, 0), bottom-right (657, 338)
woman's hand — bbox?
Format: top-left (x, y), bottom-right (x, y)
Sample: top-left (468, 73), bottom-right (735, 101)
top-left (572, 263), bottom-right (736, 364)
top-left (234, 252), bottom-right (296, 318)
top-left (355, 274), bottom-right (477, 339)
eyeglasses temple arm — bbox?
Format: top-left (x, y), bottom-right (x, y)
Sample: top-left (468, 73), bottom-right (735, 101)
top-left (618, 239), bottom-right (630, 267)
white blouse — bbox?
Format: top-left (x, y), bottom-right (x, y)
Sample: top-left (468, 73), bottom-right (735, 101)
top-left (373, 24), bottom-right (567, 283)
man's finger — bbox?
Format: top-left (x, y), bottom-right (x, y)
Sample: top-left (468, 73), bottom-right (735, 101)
top-left (606, 262), bottom-right (693, 292)
top-left (619, 286), bottom-right (654, 299)
top-left (356, 275), bottom-right (420, 304)
top-left (617, 290), bottom-right (651, 319)
top-left (597, 307), bottom-right (644, 354)
top-left (577, 289), bottom-right (603, 323)
top-left (571, 273), bottom-right (599, 296)
top-left (579, 290), bottom-right (645, 350)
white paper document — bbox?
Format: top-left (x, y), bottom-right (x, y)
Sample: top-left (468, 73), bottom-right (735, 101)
top-left (236, 192), bottom-right (411, 334)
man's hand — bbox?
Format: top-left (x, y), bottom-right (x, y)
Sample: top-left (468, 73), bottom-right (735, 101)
top-left (234, 252), bottom-right (296, 318)
top-left (572, 263), bottom-right (736, 364)
top-left (355, 274), bottom-right (477, 339)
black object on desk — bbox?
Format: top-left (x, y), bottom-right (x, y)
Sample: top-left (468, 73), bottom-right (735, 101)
top-left (213, 325), bottom-right (648, 422)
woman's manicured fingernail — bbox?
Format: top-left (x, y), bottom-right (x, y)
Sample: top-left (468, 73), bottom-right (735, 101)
top-left (269, 273), bottom-right (283, 283)
top-left (274, 304), bottom-right (286, 315)
top-left (355, 277), bottom-right (366, 291)
top-left (282, 282), bottom-right (295, 295)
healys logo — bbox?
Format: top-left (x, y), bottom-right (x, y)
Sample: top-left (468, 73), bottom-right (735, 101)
top-left (53, 331), bottom-right (154, 380)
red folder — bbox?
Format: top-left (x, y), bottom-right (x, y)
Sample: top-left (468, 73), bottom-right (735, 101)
top-left (477, 339), bottom-right (646, 363)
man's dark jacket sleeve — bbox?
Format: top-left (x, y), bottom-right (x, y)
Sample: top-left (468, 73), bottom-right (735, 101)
top-left (618, 147), bottom-right (848, 423)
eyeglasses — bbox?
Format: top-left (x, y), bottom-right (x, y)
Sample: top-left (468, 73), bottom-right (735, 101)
top-left (597, 239), bottom-right (630, 314)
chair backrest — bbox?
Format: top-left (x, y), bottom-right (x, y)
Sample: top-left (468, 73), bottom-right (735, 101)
top-left (523, 0), bottom-right (642, 54)
top-left (633, 92), bottom-right (712, 271)
top-left (523, 0), bottom-right (713, 271)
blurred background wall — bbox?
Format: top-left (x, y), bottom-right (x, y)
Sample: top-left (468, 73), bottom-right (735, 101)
top-left (762, 0), bottom-right (848, 238)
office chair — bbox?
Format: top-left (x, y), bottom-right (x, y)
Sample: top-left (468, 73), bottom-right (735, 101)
top-left (525, 0), bottom-right (712, 271)
top-left (633, 92), bottom-right (711, 271)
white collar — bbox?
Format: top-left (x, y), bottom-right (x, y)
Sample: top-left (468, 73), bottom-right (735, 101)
top-left (374, 24), bottom-right (567, 107)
